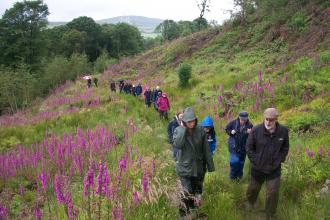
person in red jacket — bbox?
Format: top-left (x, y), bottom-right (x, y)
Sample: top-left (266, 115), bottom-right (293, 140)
top-left (157, 93), bottom-right (170, 120)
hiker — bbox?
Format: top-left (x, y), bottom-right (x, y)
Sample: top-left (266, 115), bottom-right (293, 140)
top-left (225, 111), bottom-right (253, 180)
top-left (119, 80), bottom-right (124, 93)
top-left (135, 83), bottom-right (143, 96)
top-left (201, 116), bottom-right (217, 156)
top-left (143, 87), bottom-right (152, 107)
top-left (157, 92), bottom-right (170, 120)
top-left (153, 86), bottom-right (162, 111)
top-left (245, 108), bottom-right (289, 220)
top-left (167, 111), bottom-right (183, 160)
top-left (131, 85), bottom-right (136, 96)
top-left (110, 81), bottom-right (116, 92)
top-left (87, 78), bottom-right (92, 88)
top-left (93, 77), bottom-right (98, 87)
top-left (173, 107), bottom-right (215, 219)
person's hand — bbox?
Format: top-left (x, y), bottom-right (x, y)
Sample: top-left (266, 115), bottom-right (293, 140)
top-left (247, 128), bottom-right (252, 134)
top-left (231, 130), bottom-right (236, 135)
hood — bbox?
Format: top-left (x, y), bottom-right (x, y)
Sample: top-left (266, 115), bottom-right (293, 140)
top-left (201, 116), bottom-right (214, 128)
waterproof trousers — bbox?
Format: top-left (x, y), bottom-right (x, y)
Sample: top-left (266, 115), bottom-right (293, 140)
top-left (229, 152), bottom-right (246, 179)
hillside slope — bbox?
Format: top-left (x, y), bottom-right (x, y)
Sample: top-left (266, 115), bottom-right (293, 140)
top-left (0, 2), bottom-right (330, 220)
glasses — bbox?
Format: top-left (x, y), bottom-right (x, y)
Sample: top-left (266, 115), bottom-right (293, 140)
top-left (265, 118), bottom-right (276, 122)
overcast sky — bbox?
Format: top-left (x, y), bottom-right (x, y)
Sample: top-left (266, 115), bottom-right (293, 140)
top-left (0, 0), bottom-right (235, 23)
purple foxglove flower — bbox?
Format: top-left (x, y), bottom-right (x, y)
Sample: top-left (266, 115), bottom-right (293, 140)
top-left (306, 148), bottom-right (315, 158)
top-left (38, 172), bottom-right (47, 191)
top-left (119, 159), bottom-right (126, 171)
top-left (141, 172), bottom-right (149, 195)
top-left (132, 191), bottom-right (140, 205)
top-left (102, 164), bottom-right (110, 195)
top-left (318, 147), bottom-right (323, 157)
top-left (83, 166), bottom-right (94, 196)
top-left (96, 162), bottom-right (104, 195)
top-left (54, 175), bottom-right (65, 203)
top-left (0, 203), bottom-right (8, 220)
top-left (65, 192), bottom-right (74, 220)
top-left (217, 95), bottom-right (222, 104)
top-left (328, 148), bottom-right (330, 160)
top-left (34, 207), bottom-right (42, 220)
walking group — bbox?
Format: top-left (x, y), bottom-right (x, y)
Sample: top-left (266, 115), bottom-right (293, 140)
top-left (109, 80), bottom-right (171, 120)
top-left (167, 107), bottom-right (289, 220)
top-left (85, 77), bottom-right (288, 220)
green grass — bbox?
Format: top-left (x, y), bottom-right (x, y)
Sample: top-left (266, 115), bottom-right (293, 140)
top-left (1, 8), bottom-right (330, 219)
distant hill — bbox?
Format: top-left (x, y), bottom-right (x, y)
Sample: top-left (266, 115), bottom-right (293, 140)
top-left (48, 16), bottom-right (163, 34)
top-left (98, 16), bottom-right (163, 34)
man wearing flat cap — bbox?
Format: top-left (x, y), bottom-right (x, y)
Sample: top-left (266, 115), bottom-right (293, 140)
top-left (173, 107), bottom-right (215, 219)
top-left (245, 108), bottom-right (289, 220)
top-left (225, 111), bottom-right (253, 180)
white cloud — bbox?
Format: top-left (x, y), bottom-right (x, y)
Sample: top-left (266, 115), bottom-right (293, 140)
top-left (0, 0), bottom-right (234, 23)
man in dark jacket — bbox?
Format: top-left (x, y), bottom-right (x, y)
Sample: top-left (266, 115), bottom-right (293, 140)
top-left (143, 87), bottom-right (152, 107)
top-left (167, 111), bottom-right (183, 160)
top-left (245, 108), bottom-right (289, 220)
top-left (225, 111), bottom-right (253, 180)
top-left (119, 80), bottom-right (124, 93)
top-left (135, 83), bottom-right (143, 96)
top-left (173, 107), bottom-right (215, 219)
top-left (110, 81), bottom-right (116, 92)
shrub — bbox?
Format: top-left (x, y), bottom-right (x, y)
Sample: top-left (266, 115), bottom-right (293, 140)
top-left (285, 112), bottom-right (320, 132)
top-left (289, 12), bottom-right (306, 32)
top-left (319, 51), bottom-right (330, 65)
top-left (93, 51), bottom-right (117, 73)
top-left (177, 63), bottom-right (192, 88)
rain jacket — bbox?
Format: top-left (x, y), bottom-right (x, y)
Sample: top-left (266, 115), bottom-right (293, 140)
top-left (173, 108), bottom-right (215, 177)
top-left (135, 85), bottom-right (142, 96)
top-left (144, 90), bottom-right (152, 104)
top-left (157, 96), bottom-right (170, 111)
top-left (201, 116), bottom-right (217, 155)
top-left (225, 118), bottom-right (253, 157)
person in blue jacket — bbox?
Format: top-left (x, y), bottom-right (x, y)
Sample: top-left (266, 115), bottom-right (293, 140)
top-left (225, 111), bottom-right (253, 180)
top-left (201, 116), bottom-right (217, 156)
top-left (135, 83), bottom-right (143, 96)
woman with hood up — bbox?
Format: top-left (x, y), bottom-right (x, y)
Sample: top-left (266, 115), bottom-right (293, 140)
top-left (201, 116), bottom-right (217, 156)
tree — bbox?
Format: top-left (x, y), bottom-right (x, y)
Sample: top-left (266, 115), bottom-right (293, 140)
top-left (155, 20), bottom-right (180, 41)
top-left (178, 21), bottom-right (196, 36)
top-left (61, 29), bottom-right (88, 56)
top-left (196, 0), bottom-right (210, 30)
top-left (0, 0), bottom-right (49, 71)
top-left (110, 23), bottom-right (144, 57)
top-left (193, 17), bottom-right (208, 30)
top-left (66, 16), bottom-right (102, 61)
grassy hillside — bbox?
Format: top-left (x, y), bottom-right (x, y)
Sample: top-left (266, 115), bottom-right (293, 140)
top-left (0, 2), bottom-right (330, 220)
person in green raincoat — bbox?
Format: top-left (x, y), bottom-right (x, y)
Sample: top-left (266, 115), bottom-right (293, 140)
top-left (173, 107), bottom-right (215, 219)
